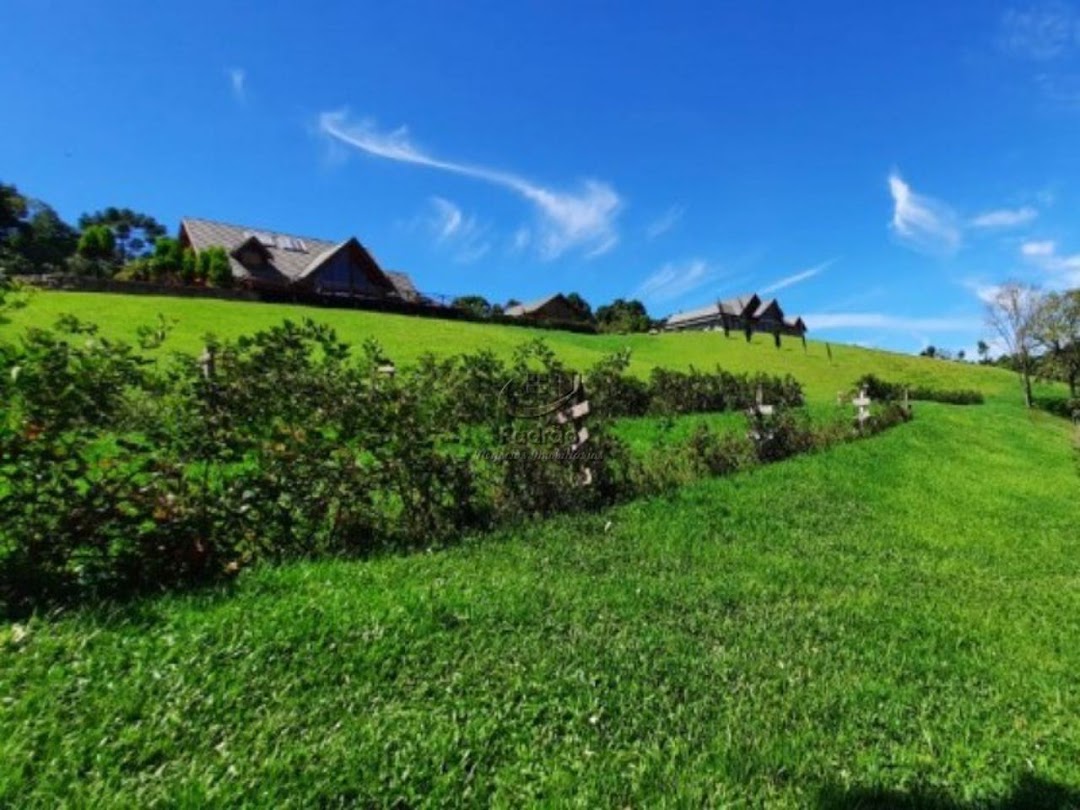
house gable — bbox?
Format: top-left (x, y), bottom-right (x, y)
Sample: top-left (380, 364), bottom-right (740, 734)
top-left (295, 238), bottom-right (396, 297)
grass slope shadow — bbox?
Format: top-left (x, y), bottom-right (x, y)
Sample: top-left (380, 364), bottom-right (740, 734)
top-left (817, 774), bottom-right (1080, 809)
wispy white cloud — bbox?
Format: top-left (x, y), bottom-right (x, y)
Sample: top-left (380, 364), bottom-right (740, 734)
top-left (645, 205), bottom-right (685, 240)
top-left (804, 312), bottom-right (981, 332)
top-left (635, 259), bottom-right (716, 304)
top-left (969, 206), bottom-right (1039, 228)
top-left (318, 110), bottom-right (621, 260)
top-left (1000, 2), bottom-right (1077, 60)
top-left (1022, 239), bottom-right (1056, 256)
top-left (962, 279), bottom-right (1005, 305)
top-left (888, 171), bottom-right (962, 255)
top-left (426, 196), bottom-right (491, 263)
top-left (1019, 238), bottom-right (1080, 286)
top-left (509, 227), bottom-right (531, 253)
top-left (430, 196), bottom-right (465, 240)
top-left (760, 257), bottom-right (836, 295)
top-left (227, 67), bottom-right (246, 102)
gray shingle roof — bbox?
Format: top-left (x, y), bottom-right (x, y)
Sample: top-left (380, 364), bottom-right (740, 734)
top-left (178, 217), bottom-right (422, 302)
top-left (666, 302), bottom-right (721, 326)
top-left (504, 293), bottom-right (563, 317)
top-left (385, 271), bottom-right (420, 302)
top-left (754, 298), bottom-right (781, 318)
top-left (180, 217), bottom-right (345, 287)
top-left (720, 294), bottom-right (758, 316)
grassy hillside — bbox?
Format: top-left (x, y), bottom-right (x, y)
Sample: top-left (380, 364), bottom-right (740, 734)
top-left (2, 401), bottom-right (1078, 806)
top-left (2, 291), bottom-right (1078, 806)
top-left (0, 290), bottom-right (1033, 404)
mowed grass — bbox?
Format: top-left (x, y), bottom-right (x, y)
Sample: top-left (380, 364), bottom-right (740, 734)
top-left (2, 292), bottom-right (1079, 805)
top-left (0, 290), bottom-right (1035, 404)
top-left (2, 405), bottom-right (1079, 805)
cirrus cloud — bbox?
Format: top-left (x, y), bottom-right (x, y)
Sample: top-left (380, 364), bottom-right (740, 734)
top-left (969, 206), bottom-right (1039, 228)
top-left (318, 110), bottom-right (621, 260)
top-left (888, 172), bottom-right (962, 255)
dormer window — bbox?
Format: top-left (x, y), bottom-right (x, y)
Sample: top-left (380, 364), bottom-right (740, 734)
top-left (231, 235), bottom-right (273, 268)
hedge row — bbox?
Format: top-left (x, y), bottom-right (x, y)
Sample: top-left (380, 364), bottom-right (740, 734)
top-left (0, 316), bottom-right (903, 614)
top-left (586, 349), bottom-right (804, 418)
top-left (854, 374), bottom-right (984, 405)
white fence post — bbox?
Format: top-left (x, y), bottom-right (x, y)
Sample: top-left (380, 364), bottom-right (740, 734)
top-left (853, 386), bottom-right (872, 429)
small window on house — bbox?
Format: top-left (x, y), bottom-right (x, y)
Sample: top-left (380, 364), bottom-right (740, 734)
top-left (275, 235), bottom-right (308, 252)
top-left (243, 230), bottom-right (275, 247)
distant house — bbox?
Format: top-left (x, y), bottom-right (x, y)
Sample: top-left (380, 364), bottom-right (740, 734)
top-left (664, 292), bottom-right (807, 338)
top-left (178, 217), bottom-right (419, 301)
top-left (503, 293), bottom-right (581, 322)
top-left (666, 293), bottom-right (760, 332)
top-left (781, 316), bottom-right (807, 337)
top-left (752, 298), bottom-right (784, 332)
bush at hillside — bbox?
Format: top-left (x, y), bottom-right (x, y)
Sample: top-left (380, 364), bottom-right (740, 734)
top-left (854, 373), bottom-right (984, 405)
top-left (0, 318), bottom-right (909, 614)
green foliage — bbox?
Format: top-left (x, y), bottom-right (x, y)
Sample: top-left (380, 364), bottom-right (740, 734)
top-left (1034, 289), bottom-right (1080, 396)
top-left (595, 297), bottom-right (651, 333)
top-left (76, 225), bottom-right (116, 262)
top-left (201, 246), bottom-right (233, 287)
top-left (647, 366), bottom-right (804, 415)
top-left (451, 294), bottom-right (493, 318)
top-left (586, 349), bottom-right (651, 417)
top-left (0, 396), bottom-right (1076, 805)
top-left (0, 310), bottom-right (923, 614)
top-left (77, 207), bottom-right (166, 262)
top-left (854, 373), bottom-right (984, 405)
top-left (145, 236), bottom-right (186, 281)
top-left (0, 291), bottom-right (1036, 407)
top-left (180, 248), bottom-right (198, 284)
top-left (563, 291), bottom-right (594, 323)
top-left (0, 183), bottom-right (78, 272)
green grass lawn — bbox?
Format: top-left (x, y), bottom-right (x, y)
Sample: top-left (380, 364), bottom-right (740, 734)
top-left (0, 290), bottom-right (1039, 404)
top-left (2, 291), bottom-right (1079, 806)
top-left (2, 402), bottom-right (1077, 807)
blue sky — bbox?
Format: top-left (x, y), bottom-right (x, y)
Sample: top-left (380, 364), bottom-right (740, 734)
top-left (4, 0), bottom-right (1080, 353)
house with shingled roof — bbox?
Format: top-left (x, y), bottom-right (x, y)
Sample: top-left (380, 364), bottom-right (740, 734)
top-left (178, 217), bottom-right (419, 302)
top-left (664, 292), bottom-right (807, 339)
top-left (503, 293), bottom-right (581, 321)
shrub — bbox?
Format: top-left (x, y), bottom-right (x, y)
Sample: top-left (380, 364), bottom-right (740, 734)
top-left (648, 366), bottom-right (803, 416)
top-left (854, 374), bottom-right (983, 405)
top-left (746, 407), bottom-right (817, 463)
top-left (586, 350), bottom-right (650, 417)
top-left (1034, 396), bottom-right (1080, 422)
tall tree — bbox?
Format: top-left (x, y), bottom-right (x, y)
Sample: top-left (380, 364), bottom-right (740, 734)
top-left (986, 282), bottom-right (1043, 408)
top-left (78, 207), bottom-right (166, 263)
top-left (563, 292), bottom-right (594, 323)
top-left (1033, 289), bottom-right (1080, 397)
top-left (0, 183), bottom-right (78, 272)
top-left (11, 202), bottom-right (78, 269)
top-left (0, 183), bottom-right (28, 238)
top-left (77, 225), bottom-right (116, 261)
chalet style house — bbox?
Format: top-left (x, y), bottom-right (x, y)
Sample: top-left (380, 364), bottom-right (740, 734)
top-left (178, 217), bottom-right (420, 302)
top-left (504, 293), bottom-right (582, 321)
top-left (664, 293), bottom-right (806, 337)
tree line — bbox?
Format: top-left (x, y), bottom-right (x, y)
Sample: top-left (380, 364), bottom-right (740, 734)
top-left (451, 293), bottom-right (656, 333)
top-left (0, 181), bottom-right (233, 288)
